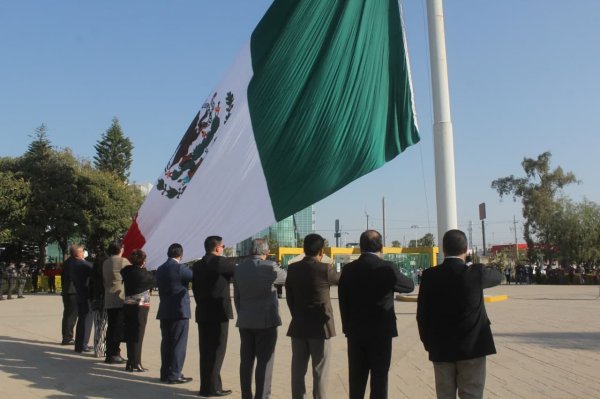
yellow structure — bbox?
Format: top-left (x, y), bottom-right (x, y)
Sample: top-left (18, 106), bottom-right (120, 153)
top-left (277, 246), bottom-right (439, 269)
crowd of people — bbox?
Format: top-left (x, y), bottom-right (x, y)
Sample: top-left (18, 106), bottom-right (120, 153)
top-left (0, 228), bottom-right (501, 399)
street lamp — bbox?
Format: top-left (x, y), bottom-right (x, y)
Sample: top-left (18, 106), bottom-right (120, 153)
top-left (411, 225), bottom-right (419, 247)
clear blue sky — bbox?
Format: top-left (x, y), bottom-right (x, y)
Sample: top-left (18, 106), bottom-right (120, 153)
top-left (2, 1), bottom-right (599, 249)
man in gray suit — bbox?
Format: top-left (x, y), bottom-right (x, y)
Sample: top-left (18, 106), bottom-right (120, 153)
top-left (103, 240), bottom-right (131, 364)
top-left (286, 233), bottom-right (340, 399)
top-left (234, 238), bottom-right (287, 399)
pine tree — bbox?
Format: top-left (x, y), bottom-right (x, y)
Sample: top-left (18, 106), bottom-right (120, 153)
top-left (93, 117), bottom-right (133, 182)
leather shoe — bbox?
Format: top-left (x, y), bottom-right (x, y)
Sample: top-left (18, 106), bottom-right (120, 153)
top-left (75, 347), bottom-right (92, 353)
top-left (199, 389), bottom-right (233, 397)
top-left (61, 339), bottom-right (75, 345)
top-left (168, 375), bottom-right (193, 384)
top-left (133, 364), bottom-right (148, 372)
top-left (105, 356), bottom-right (127, 364)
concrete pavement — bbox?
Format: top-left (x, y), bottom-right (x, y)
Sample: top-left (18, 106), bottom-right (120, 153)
top-left (1, 284), bottom-right (599, 398)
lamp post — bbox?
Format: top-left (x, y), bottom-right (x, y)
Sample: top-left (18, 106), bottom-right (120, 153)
top-left (411, 225), bottom-right (419, 247)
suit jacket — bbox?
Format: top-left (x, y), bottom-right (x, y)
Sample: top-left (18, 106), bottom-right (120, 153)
top-left (61, 257), bottom-right (78, 296)
top-left (234, 256), bottom-right (287, 329)
top-left (121, 265), bottom-right (156, 297)
top-left (338, 253), bottom-right (414, 339)
top-left (156, 258), bottom-right (193, 320)
top-left (416, 258), bottom-right (502, 362)
top-left (70, 258), bottom-right (93, 305)
top-left (102, 255), bottom-right (131, 309)
top-left (192, 254), bottom-right (236, 323)
top-left (285, 257), bottom-right (340, 339)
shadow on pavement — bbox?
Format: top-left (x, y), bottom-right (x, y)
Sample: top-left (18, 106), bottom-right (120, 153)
top-left (494, 331), bottom-right (600, 350)
top-left (0, 336), bottom-right (197, 399)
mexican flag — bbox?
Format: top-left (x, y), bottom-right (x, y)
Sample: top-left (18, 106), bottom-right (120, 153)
top-left (124, 0), bottom-right (420, 268)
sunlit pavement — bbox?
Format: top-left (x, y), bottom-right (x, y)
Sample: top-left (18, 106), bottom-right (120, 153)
top-left (1, 284), bottom-right (599, 398)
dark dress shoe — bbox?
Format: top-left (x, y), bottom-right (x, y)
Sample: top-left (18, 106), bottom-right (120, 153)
top-left (61, 339), bottom-right (75, 345)
top-left (125, 363), bottom-right (134, 372)
top-left (105, 356), bottom-right (127, 364)
top-left (199, 390), bottom-right (233, 397)
top-left (168, 375), bottom-right (193, 384)
top-left (133, 364), bottom-right (148, 372)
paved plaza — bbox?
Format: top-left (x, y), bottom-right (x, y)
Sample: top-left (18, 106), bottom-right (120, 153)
top-left (1, 284), bottom-right (599, 398)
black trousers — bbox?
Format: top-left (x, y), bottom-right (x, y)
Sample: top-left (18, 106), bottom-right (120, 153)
top-left (160, 318), bottom-right (189, 381)
top-left (75, 299), bottom-right (92, 351)
top-left (106, 308), bottom-right (125, 358)
top-left (124, 305), bottom-right (149, 366)
top-left (198, 321), bottom-right (229, 394)
top-left (61, 294), bottom-right (78, 341)
top-left (239, 327), bottom-right (278, 399)
top-left (347, 336), bottom-right (392, 399)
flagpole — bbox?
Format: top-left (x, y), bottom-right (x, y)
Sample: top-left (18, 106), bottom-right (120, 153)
top-left (427, 0), bottom-right (458, 250)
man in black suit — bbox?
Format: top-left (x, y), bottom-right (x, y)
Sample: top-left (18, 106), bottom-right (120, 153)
top-left (61, 246), bottom-right (79, 345)
top-left (338, 230), bottom-right (415, 399)
top-left (156, 243), bottom-right (193, 385)
top-left (192, 236), bottom-right (235, 397)
top-left (70, 245), bottom-right (94, 353)
top-left (417, 229), bottom-right (502, 399)
top-left (286, 233), bottom-right (340, 399)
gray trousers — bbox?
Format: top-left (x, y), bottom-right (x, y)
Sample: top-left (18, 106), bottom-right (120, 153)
top-left (239, 327), bottom-right (278, 399)
top-left (433, 356), bottom-right (486, 399)
top-left (291, 337), bottom-right (331, 399)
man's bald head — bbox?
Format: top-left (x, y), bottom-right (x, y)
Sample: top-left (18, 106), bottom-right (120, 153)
top-left (360, 230), bottom-right (383, 253)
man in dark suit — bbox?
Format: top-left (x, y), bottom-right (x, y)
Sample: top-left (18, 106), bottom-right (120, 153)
top-left (70, 245), bottom-right (94, 353)
top-left (61, 246), bottom-right (79, 345)
top-left (192, 235), bottom-right (236, 397)
top-left (338, 229), bottom-right (414, 399)
top-left (156, 243), bottom-right (193, 385)
top-left (285, 233), bottom-right (340, 399)
top-left (417, 229), bottom-right (502, 399)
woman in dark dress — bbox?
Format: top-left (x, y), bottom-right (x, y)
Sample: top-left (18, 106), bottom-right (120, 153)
top-left (121, 249), bottom-right (155, 372)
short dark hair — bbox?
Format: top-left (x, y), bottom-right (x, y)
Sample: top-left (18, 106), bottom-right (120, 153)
top-left (167, 243), bottom-right (183, 258)
top-left (129, 249), bottom-right (147, 267)
top-left (107, 240), bottom-right (123, 256)
top-left (360, 230), bottom-right (383, 253)
top-left (204, 236), bottom-right (223, 253)
top-left (442, 230), bottom-right (468, 256)
top-left (303, 234), bottom-right (325, 257)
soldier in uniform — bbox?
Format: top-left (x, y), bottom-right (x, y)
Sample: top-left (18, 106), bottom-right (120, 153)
top-left (30, 263), bottom-right (40, 293)
top-left (5, 262), bottom-right (17, 300)
top-left (16, 262), bottom-right (29, 298)
top-left (0, 262), bottom-right (6, 300)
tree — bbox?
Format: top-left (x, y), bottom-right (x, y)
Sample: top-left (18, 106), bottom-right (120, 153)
top-left (94, 117), bottom-right (133, 182)
top-left (0, 159), bottom-right (30, 242)
top-left (78, 165), bottom-right (143, 256)
top-left (17, 125), bottom-right (84, 265)
top-left (491, 152), bottom-right (577, 262)
top-left (391, 240), bottom-right (401, 248)
top-left (547, 199), bottom-right (600, 267)
top-left (418, 233), bottom-right (435, 247)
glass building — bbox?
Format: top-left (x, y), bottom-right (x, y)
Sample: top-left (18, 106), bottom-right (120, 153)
top-left (236, 205), bottom-right (315, 255)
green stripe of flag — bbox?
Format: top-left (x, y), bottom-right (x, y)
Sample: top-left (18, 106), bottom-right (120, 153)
top-left (248, 0), bottom-right (419, 220)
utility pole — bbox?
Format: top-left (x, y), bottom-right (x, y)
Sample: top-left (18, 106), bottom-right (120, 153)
top-left (468, 220), bottom-right (473, 251)
top-left (513, 215), bottom-right (519, 263)
top-left (365, 212), bottom-right (369, 230)
top-left (382, 197), bottom-right (386, 246)
top-left (334, 219), bottom-right (341, 248)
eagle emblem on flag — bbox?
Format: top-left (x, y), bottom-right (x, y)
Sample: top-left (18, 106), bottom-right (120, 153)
top-left (156, 91), bottom-right (235, 199)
